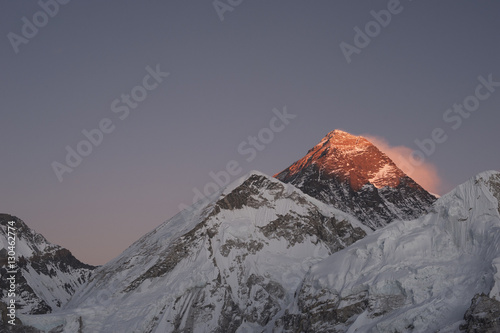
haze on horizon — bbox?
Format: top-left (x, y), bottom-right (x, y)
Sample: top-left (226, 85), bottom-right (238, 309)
top-left (1, 1), bottom-right (499, 265)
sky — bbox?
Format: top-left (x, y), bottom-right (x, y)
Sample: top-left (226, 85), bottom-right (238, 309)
top-left (1, 1), bottom-right (499, 265)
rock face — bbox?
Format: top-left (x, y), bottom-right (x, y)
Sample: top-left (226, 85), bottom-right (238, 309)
top-left (279, 171), bottom-right (500, 332)
top-left (460, 294), bottom-right (500, 333)
top-left (0, 214), bottom-right (95, 316)
top-left (275, 130), bottom-right (437, 229)
top-left (60, 172), bottom-right (370, 332)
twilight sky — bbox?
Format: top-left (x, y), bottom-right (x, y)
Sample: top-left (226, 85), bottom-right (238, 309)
top-left (1, 1), bottom-right (499, 265)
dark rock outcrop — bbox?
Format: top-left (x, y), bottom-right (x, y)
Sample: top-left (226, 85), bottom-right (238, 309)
top-left (460, 294), bottom-right (500, 333)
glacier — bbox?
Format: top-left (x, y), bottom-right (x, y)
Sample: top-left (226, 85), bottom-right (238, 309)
top-left (284, 171), bottom-right (500, 332)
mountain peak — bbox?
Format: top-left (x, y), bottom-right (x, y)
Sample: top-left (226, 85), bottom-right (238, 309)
top-left (278, 129), bottom-right (405, 191)
top-left (319, 129), bottom-right (364, 146)
top-left (0, 214), bottom-right (95, 316)
top-left (325, 128), bottom-right (361, 138)
top-left (63, 168), bottom-right (370, 332)
top-left (275, 130), bottom-right (437, 228)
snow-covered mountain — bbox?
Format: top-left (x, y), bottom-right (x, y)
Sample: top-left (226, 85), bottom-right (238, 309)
top-left (21, 171), bottom-right (370, 332)
top-left (5, 129), bottom-right (499, 332)
top-left (275, 130), bottom-right (437, 229)
top-left (0, 214), bottom-right (95, 318)
top-left (18, 170), bottom-right (500, 333)
top-left (281, 171), bottom-right (500, 332)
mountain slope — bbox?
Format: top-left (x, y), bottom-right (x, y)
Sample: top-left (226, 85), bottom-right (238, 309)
top-left (11, 169), bottom-right (500, 332)
top-left (275, 130), bottom-right (437, 229)
top-left (280, 171), bottom-right (500, 332)
top-left (34, 171), bottom-right (371, 332)
top-left (0, 214), bottom-right (95, 317)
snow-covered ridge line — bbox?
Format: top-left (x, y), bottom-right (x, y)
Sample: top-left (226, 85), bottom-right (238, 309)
top-left (222, 170), bottom-right (373, 235)
top-left (0, 214), bottom-right (95, 318)
top-left (58, 171), bottom-right (372, 332)
top-left (7, 163), bottom-right (500, 332)
top-left (287, 170), bottom-right (500, 332)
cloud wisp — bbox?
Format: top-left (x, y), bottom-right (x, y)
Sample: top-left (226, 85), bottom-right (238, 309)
top-left (364, 135), bottom-right (443, 195)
